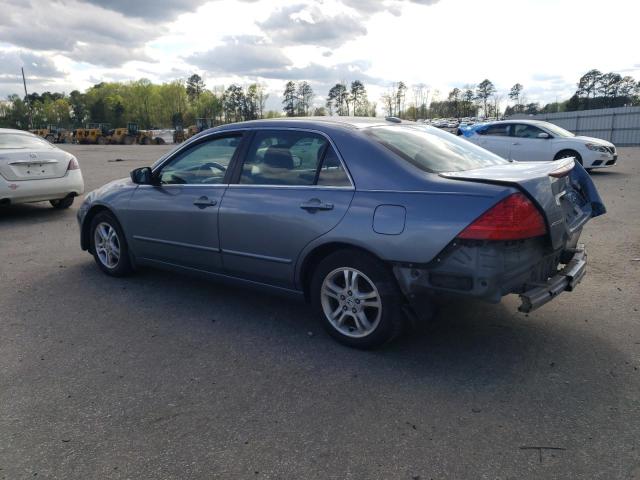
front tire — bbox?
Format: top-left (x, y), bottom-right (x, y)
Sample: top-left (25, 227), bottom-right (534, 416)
top-left (50, 197), bottom-right (74, 209)
top-left (89, 211), bottom-right (132, 277)
top-left (310, 249), bottom-right (404, 349)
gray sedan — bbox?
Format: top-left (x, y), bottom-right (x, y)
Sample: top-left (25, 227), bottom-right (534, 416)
top-left (78, 117), bottom-right (604, 348)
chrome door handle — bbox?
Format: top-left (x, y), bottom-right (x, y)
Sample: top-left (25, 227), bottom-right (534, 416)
top-left (512, 142), bottom-right (520, 145)
top-left (300, 199), bottom-right (334, 212)
top-left (193, 196), bottom-right (217, 208)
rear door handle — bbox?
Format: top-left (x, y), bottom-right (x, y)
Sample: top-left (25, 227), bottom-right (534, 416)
top-left (193, 196), bottom-right (217, 208)
top-left (300, 199), bottom-right (334, 212)
top-left (512, 142), bottom-right (520, 146)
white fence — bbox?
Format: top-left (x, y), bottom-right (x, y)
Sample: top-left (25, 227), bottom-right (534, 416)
top-left (509, 106), bottom-right (640, 146)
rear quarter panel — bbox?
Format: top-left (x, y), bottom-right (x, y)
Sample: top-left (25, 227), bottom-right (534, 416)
top-left (295, 177), bottom-right (515, 284)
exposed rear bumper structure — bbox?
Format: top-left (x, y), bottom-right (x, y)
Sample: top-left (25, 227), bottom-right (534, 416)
top-left (518, 245), bottom-right (586, 313)
top-left (393, 238), bottom-right (588, 316)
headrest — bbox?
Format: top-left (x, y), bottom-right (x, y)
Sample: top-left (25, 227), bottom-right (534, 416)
top-left (263, 145), bottom-right (293, 169)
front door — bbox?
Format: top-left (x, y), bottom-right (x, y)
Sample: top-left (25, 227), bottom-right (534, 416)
top-left (124, 133), bottom-right (244, 272)
top-left (509, 123), bottom-right (553, 161)
top-left (219, 129), bottom-right (354, 288)
top-left (475, 123), bottom-right (512, 158)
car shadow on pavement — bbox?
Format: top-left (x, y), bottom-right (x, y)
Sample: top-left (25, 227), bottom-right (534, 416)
top-left (32, 260), bottom-right (628, 394)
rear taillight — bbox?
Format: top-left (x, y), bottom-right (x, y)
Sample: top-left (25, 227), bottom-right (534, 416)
top-left (67, 157), bottom-right (80, 170)
top-left (458, 193), bottom-right (546, 241)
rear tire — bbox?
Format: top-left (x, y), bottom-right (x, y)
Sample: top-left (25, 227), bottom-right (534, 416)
top-left (554, 149), bottom-right (582, 165)
top-left (50, 197), bottom-right (74, 209)
top-left (89, 211), bottom-right (133, 277)
top-left (310, 249), bottom-right (404, 349)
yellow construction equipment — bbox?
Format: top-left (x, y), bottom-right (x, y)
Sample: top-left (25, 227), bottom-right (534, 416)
top-left (184, 118), bottom-right (213, 141)
top-left (29, 125), bottom-right (72, 143)
top-left (106, 122), bottom-right (166, 145)
top-left (107, 123), bottom-right (138, 145)
top-left (73, 123), bottom-right (110, 144)
top-left (173, 121), bottom-right (186, 143)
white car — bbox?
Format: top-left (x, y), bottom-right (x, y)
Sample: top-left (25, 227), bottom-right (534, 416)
top-left (462, 120), bottom-right (617, 168)
top-left (0, 129), bottom-right (84, 208)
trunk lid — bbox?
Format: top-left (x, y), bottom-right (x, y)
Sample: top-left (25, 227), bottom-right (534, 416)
top-left (440, 158), bottom-right (605, 250)
top-left (0, 148), bottom-right (72, 181)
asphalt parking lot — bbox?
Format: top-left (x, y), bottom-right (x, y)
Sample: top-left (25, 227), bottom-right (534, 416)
top-left (1, 144), bottom-right (639, 479)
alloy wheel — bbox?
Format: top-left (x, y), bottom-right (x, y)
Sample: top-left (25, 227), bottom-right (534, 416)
top-left (94, 222), bottom-right (121, 269)
top-left (320, 267), bottom-right (382, 338)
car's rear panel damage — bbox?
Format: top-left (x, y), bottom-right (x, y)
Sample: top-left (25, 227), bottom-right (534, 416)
top-left (393, 159), bottom-right (605, 314)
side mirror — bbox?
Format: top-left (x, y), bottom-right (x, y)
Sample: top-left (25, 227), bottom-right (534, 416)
top-left (537, 132), bottom-right (551, 139)
top-left (130, 166), bottom-right (155, 185)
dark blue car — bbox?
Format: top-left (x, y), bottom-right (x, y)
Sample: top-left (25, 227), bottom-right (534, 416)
top-left (78, 117), bottom-right (604, 348)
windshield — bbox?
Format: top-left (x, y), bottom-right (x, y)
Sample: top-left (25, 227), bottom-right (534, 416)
top-left (542, 122), bottom-right (575, 138)
top-left (366, 125), bottom-right (509, 173)
top-left (0, 132), bottom-right (54, 149)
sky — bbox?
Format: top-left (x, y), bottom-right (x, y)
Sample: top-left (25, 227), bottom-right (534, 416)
top-left (0, 0), bottom-right (638, 111)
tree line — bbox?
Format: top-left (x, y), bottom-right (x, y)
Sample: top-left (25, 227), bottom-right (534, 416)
top-left (0, 75), bottom-right (275, 130)
top-left (1, 69), bottom-right (639, 130)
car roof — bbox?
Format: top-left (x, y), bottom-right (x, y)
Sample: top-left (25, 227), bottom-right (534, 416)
top-left (489, 119), bottom-right (551, 127)
top-left (213, 116), bottom-right (414, 133)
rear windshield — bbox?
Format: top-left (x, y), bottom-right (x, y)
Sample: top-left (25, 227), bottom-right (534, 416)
top-left (0, 133), bottom-right (54, 149)
top-left (366, 125), bottom-right (508, 173)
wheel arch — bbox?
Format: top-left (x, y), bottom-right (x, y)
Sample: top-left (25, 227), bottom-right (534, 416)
top-left (297, 241), bottom-right (388, 302)
top-left (554, 149), bottom-right (582, 164)
top-left (81, 204), bottom-right (117, 252)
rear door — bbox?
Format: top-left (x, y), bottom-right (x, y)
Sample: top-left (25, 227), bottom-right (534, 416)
top-left (509, 123), bottom-right (553, 161)
top-left (124, 133), bottom-right (244, 272)
top-left (474, 124), bottom-right (511, 158)
top-left (219, 129), bottom-right (354, 288)
top-left (0, 133), bottom-right (70, 180)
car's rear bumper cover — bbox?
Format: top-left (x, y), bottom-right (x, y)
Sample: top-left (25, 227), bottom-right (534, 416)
top-left (0, 169), bottom-right (84, 204)
top-left (393, 235), bottom-right (586, 313)
top-left (518, 245), bottom-right (586, 312)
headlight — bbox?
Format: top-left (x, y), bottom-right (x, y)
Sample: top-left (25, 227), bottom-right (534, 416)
top-left (586, 143), bottom-right (608, 152)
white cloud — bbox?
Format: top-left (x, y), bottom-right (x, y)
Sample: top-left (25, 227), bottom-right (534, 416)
top-left (0, 0), bottom-right (638, 107)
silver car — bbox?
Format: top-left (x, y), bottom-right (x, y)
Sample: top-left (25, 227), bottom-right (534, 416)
top-left (78, 118), bottom-right (604, 348)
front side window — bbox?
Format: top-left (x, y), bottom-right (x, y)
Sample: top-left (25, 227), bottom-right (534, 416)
top-left (541, 122), bottom-right (574, 138)
top-left (239, 130), bottom-right (350, 186)
top-left (158, 135), bottom-right (241, 185)
top-left (512, 124), bottom-right (545, 138)
top-left (366, 125), bottom-right (508, 173)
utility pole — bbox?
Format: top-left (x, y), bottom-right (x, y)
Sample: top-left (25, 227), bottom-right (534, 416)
top-left (21, 67), bottom-right (34, 129)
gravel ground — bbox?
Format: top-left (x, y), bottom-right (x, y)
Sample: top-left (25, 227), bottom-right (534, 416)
top-left (1, 144), bottom-right (639, 479)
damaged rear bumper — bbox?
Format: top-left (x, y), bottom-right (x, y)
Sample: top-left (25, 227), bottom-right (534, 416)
top-left (518, 245), bottom-right (586, 313)
top-left (393, 237), bottom-right (587, 315)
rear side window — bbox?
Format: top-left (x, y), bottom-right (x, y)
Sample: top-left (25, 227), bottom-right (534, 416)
top-left (317, 148), bottom-right (351, 186)
top-left (479, 124), bottom-right (510, 136)
top-left (239, 130), bottom-right (350, 186)
top-left (0, 133), bottom-right (54, 149)
top-left (366, 125), bottom-right (508, 173)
